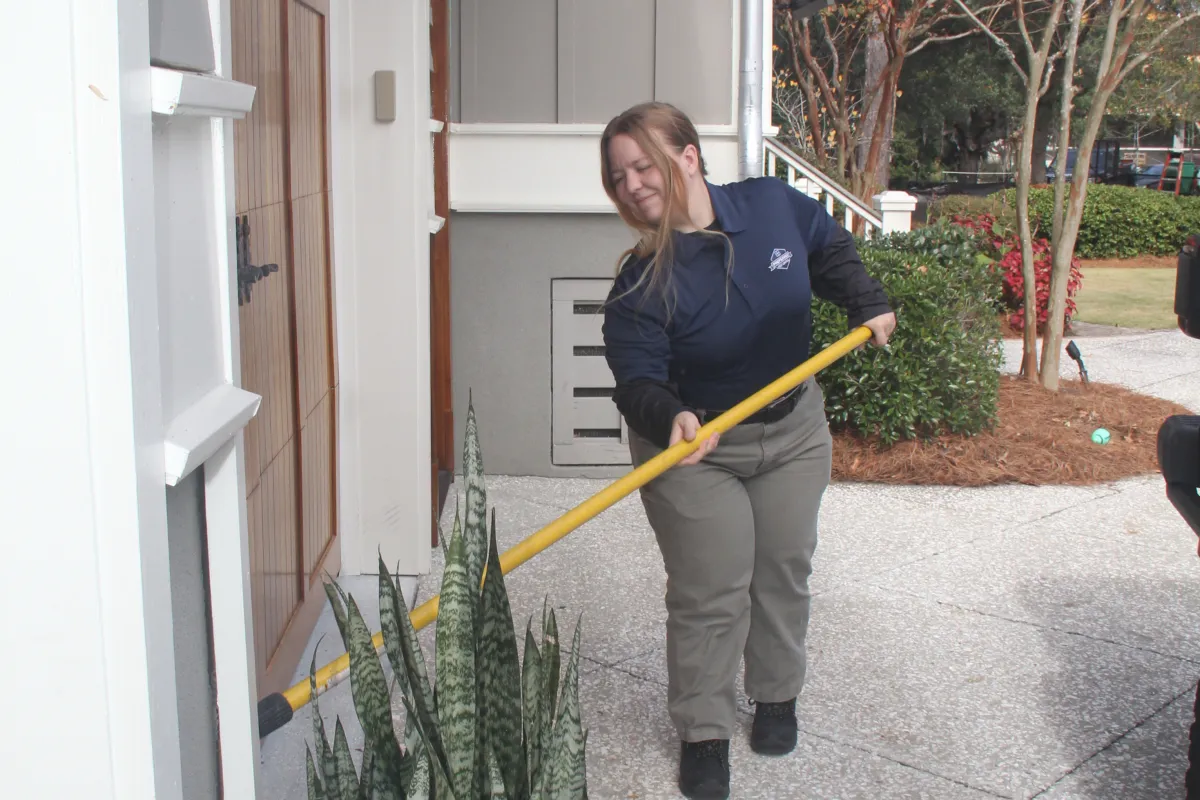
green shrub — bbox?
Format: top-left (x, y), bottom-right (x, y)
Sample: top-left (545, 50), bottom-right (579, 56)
top-left (813, 221), bottom-right (1003, 445)
top-left (926, 192), bottom-right (1018, 232)
top-left (306, 400), bottom-right (588, 800)
top-left (1023, 183), bottom-right (1200, 259)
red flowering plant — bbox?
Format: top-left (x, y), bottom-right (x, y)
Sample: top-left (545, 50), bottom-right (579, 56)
top-left (948, 212), bottom-right (1083, 332)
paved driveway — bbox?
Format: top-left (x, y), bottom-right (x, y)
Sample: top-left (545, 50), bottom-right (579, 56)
top-left (261, 330), bottom-right (1200, 799)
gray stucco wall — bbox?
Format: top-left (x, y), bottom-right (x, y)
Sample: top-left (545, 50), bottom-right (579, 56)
top-left (450, 0), bottom-right (733, 125)
top-left (450, 212), bottom-right (635, 478)
top-left (166, 470), bottom-right (220, 800)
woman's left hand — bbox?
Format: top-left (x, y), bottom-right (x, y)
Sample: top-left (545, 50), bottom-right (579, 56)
top-left (862, 312), bottom-right (897, 347)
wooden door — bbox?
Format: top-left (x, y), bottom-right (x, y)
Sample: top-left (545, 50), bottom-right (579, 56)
top-left (232, 0), bottom-right (338, 696)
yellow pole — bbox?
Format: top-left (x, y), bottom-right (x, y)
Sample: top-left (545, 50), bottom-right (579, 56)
top-left (274, 325), bottom-right (872, 717)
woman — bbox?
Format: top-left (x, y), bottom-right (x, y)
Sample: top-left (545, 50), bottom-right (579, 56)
top-left (599, 102), bottom-right (895, 799)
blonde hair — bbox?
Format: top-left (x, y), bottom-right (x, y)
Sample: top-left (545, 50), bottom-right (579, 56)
top-left (600, 102), bottom-right (731, 312)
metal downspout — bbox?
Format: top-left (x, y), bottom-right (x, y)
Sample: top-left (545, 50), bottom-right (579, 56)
top-left (738, 0), bottom-right (765, 180)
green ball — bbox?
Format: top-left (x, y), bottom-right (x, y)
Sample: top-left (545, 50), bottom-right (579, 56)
top-left (1091, 428), bottom-right (1111, 445)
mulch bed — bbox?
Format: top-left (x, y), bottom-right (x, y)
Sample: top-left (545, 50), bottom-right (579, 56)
top-left (996, 316), bottom-right (1142, 339)
top-left (998, 315), bottom-right (1025, 339)
top-left (831, 376), bottom-right (1190, 486)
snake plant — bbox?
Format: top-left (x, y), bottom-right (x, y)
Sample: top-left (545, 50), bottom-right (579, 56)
top-left (305, 398), bottom-right (588, 799)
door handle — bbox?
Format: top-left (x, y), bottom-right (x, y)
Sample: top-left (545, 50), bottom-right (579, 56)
top-left (236, 214), bottom-right (279, 306)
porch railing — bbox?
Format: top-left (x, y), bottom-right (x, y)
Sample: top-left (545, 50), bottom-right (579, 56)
top-left (764, 137), bottom-right (916, 238)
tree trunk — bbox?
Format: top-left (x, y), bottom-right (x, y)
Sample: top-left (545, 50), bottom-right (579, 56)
top-left (1041, 85), bottom-right (1118, 389)
top-left (1031, 101), bottom-right (1055, 184)
top-left (1015, 75), bottom-right (1045, 381)
top-left (962, 148), bottom-right (984, 179)
top-left (1041, 0), bottom-right (1155, 388)
top-left (862, 62), bottom-right (901, 201)
top-left (875, 96), bottom-right (896, 190)
top-left (798, 75), bottom-right (826, 161)
top-left (1051, 0), bottom-right (1085, 249)
top-left (860, 26), bottom-right (887, 192)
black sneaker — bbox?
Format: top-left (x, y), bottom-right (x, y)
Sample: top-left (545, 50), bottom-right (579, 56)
top-left (750, 698), bottom-right (798, 755)
top-left (679, 739), bottom-right (730, 799)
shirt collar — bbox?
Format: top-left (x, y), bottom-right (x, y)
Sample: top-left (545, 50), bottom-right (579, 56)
top-left (667, 181), bottom-right (746, 264)
top-left (706, 181), bottom-right (747, 234)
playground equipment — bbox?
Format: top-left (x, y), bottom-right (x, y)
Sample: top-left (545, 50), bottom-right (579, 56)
top-left (1157, 150), bottom-right (1199, 195)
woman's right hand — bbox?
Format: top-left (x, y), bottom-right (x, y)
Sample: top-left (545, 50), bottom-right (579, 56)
top-left (670, 411), bottom-right (719, 466)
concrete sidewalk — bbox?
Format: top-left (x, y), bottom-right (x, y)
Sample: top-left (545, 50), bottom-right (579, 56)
top-left (261, 330), bottom-right (1200, 798)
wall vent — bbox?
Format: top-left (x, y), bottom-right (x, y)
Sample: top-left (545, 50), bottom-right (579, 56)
top-left (551, 279), bottom-right (633, 466)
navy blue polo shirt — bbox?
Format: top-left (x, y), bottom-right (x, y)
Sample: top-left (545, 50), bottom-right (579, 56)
top-left (602, 176), bottom-right (875, 414)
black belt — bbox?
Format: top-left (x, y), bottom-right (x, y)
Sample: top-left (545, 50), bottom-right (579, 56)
top-left (696, 382), bottom-right (806, 426)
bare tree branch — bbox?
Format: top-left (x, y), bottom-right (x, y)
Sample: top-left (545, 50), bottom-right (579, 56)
top-left (1016, 0), bottom-right (1035, 57)
top-left (1091, 0), bottom-right (1129, 89)
top-left (1038, 49), bottom-right (1062, 96)
top-left (952, 0), bottom-right (1028, 82)
top-left (1116, 12), bottom-right (1200, 83)
top-left (906, 28), bottom-right (978, 54)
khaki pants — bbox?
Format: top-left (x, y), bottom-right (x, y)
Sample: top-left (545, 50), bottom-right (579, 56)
top-left (629, 377), bottom-right (833, 742)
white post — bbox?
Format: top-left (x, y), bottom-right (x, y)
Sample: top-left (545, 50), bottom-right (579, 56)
top-left (737, 0), bottom-right (764, 179)
top-left (873, 190), bottom-right (919, 234)
top-left (796, 177), bottom-right (822, 201)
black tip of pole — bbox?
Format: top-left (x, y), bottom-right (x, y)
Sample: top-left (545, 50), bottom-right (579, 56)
top-left (257, 692), bottom-right (294, 739)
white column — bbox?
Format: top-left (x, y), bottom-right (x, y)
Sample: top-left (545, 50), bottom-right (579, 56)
top-left (3, 1), bottom-right (182, 798)
top-left (873, 190), bottom-right (919, 234)
top-left (331, 0), bottom-right (433, 576)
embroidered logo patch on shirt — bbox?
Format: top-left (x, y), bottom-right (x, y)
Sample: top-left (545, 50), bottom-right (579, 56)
top-left (768, 248), bottom-right (793, 272)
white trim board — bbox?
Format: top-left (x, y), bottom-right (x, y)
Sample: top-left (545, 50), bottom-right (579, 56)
top-left (449, 129), bottom-right (741, 213)
top-left (450, 122), bottom-right (739, 136)
top-left (162, 384), bottom-right (261, 486)
top-left (150, 66), bottom-right (256, 118)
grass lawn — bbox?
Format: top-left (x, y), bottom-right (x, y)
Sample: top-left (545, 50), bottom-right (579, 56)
top-left (1073, 266), bottom-right (1177, 330)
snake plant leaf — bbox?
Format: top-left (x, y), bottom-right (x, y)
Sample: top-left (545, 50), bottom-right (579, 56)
top-left (433, 769), bottom-right (455, 800)
top-left (318, 721), bottom-right (339, 797)
top-left (435, 526), bottom-right (477, 799)
top-left (485, 747), bottom-right (507, 799)
top-left (358, 737), bottom-right (376, 800)
top-left (569, 731), bottom-right (589, 800)
top-left (377, 555), bottom-right (413, 702)
top-left (403, 702), bottom-right (425, 774)
top-left (478, 522), bottom-right (526, 798)
top-left (541, 605), bottom-right (561, 747)
top-left (399, 692), bottom-right (455, 800)
top-left (323, 578), bottom-right (351, 638)
top-left (385, 559), bottom-right (445, 773)
top-left (334, 718), bottom-right (360, 800)
top-left (365, 748), bottom-right (405, 800)
top-left (544, 603), bottom-right (561, 719)
top-left (461, 396), bottom-right (488, 598)
top-left (309, 648), bottom-right (340, 799)
top-left (443, 499), bottom-right (460, 564)
top-left (392, 691), bottom-right (417, 793)
top-left (338, 592), bottom-right (406, 792)
top-left (307, 747), bottom-right (327, 800)
top-left (473, 708), bottom-right (487, 800)
top-left (382, 672), bottom-right (416, 795)
top-left (522, 620), bottom-right (543, 791)
top-left (544, 617), bottom-right (586, 799)
top-left (407, 751), bottom-right (431, 800)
